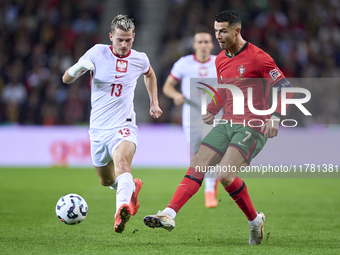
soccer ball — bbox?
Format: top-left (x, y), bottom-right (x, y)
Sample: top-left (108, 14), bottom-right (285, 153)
top-left (55, 193), bottom-right (88, 225)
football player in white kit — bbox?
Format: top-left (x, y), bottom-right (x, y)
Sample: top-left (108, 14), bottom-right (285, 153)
top-left (162, 30), bottom-right (221, 208)
top-left (62, 15), bottom-right (162, 233)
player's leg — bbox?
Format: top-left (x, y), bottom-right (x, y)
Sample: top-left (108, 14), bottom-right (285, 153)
top-left (90, 127), bottom-right (141, 232)
top-left (91, 136), bottom-right (129, 232)
top-left (183, 121), bottom-right (219, 208)
top-left (201, 123), bottom-right (218, 208)
top-left (94, 161), bottom-right (115, 186)
top-left (143, 123), bottom-right (228, 231)
top-left (167, 144), bottom-right (222, 213)
top-left (112, 140), bottom-right (136, 233)
top-left (218, 126), bottom-right (267, 244)
top-left (217, 146), bottom-right (256, 219)
top-left (90, 128), bottom-right (117, 187)
top-left (204, 170), bottom-right (218, 208)
top-left (144, 143), bottom-right (222, 231)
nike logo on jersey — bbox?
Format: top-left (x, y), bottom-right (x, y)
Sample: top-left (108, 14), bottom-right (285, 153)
top-left (115, 75), bottom-right (124, 79)
top-left (238, 141), bottom-right (246, 147)
top-left (117, 188), bottom-right (124, 194)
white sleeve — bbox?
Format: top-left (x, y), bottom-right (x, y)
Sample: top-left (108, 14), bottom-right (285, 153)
top-left (141, 53), bottom-right (151, 74)
top-left (79, 45), bottom-right (97, 65)
top-left (170, 57), bottom-right (184, 81)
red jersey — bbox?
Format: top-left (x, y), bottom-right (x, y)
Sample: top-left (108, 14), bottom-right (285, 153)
top-left (207, 42), bottom-right (287, 133)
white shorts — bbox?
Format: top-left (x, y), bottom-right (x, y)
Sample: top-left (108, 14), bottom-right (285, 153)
top-left (88, 124), bottom-right (138, 167)
top-left (183, 122), bottom-right (212, 154)
top-left (183, 110), bottom-right (223, 154)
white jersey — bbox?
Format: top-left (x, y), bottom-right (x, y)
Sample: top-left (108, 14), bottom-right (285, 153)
top-left (170, 54), bottom-right (217, 128)
top-left (79, 44), bottom-right (150, 129)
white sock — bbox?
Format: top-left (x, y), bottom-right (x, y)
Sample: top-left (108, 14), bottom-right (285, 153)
top-left (115, 172), bottom-right (135, 214)
top-left (163, 207), bottom-right (176, 218)
top-left (204, 169), bottom-right (217, 192)
top-left (248, 213), bottom-right (261, 226)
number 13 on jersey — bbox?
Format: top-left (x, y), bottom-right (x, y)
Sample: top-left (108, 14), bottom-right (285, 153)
top-left (111, 83), bottom-right (122, 97)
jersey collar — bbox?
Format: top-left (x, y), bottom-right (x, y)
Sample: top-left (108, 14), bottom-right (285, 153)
top-left (225, 41), bottom-right (248, 58)
top-left (194, 53), bottom-right (211, 63)
top-left (110, 45), bottom-right (131, 58)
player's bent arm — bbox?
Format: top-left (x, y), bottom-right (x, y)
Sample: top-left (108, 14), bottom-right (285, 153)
top-left (162, 75), bottom-right (184, 105)
top-left (62, 59), bottom-right (95, 84)
top-left (144, 66), bottom-right (163, 118)
top-left (144, 66), bottom-right (158, 105)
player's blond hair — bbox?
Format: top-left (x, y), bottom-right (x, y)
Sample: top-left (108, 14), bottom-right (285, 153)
top-left (110, 14), bottom-right (135, 33)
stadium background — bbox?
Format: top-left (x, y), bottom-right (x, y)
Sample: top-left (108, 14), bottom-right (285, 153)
top-left (0, 0), bottom-right (339, 168)
top-left (1, 1), bottom-right (340, 254)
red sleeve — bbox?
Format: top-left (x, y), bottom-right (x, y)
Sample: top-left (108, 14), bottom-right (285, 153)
top-left (255, 51), bottom-right (285, 85)
top-left (255, 51), bottom-right (292, 118)
top-left (207, 88), bottom-right (227, 115)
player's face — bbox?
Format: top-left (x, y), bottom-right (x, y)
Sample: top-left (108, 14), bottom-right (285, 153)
top-left (193, 33), bottom-right (214, 56)
top-left (214, 21), bottom-right (238, 50)
top-left (109, 28), bottom-right (135, 57)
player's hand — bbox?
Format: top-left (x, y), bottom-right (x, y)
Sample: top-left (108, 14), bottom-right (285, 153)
top-left (202, 112), bottom-right (214, 125)
top-left (150, 104), bottom-right (163, 118)
top-left (173, 94), bottom-right (185, 106)
top-left (261, 119), bottom-right (279, 138)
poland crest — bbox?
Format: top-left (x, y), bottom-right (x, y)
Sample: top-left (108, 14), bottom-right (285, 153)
top-left (116, 59), bottom-right (128, 72)
top-left (199, 66), bottom-right (207, 76)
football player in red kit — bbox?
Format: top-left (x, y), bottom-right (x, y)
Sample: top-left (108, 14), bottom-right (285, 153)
top-left (144, 10), bottom-right (293, 245)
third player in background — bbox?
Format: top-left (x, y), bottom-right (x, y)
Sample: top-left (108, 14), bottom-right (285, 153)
top-left (162, 28), bottom-right (223, 208)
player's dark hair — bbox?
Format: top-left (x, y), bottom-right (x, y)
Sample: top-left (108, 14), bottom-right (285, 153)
top-left (215, 10), bottom-right (241, 27)
top-left (193, 26), bottom-right (212, 35)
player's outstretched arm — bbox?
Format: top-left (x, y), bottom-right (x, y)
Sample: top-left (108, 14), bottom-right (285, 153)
top-left (144, 66), bottom-right (163, 118)
top-left (62, 59), bottom-right (95, 84)
top-left (163, 75), bottom-right (185, 106)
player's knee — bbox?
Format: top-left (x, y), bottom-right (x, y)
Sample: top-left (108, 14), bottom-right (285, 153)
top-left (216, 171), bottom-right (234, 187)
top-left (218, 177), bottom-right (234, 187)
top-left (99, 177), bottom-right (114, 186)
top-left (190, 153), bottom-right (206, 169)
top-left (116, 161), bottom-right (131, 175)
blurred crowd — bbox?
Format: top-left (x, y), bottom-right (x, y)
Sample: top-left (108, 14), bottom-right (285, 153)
top-left (0, 0), bottom-right (103, 125)
top-left (0, 0), bottom-right (339, 126)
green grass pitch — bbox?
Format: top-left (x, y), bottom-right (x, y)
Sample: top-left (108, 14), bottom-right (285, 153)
top-left (0, 167), bottom-right (339, 254)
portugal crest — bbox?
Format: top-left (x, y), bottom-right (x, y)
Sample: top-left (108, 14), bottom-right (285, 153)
top-left (237, 64), bottom-right (246, 79)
